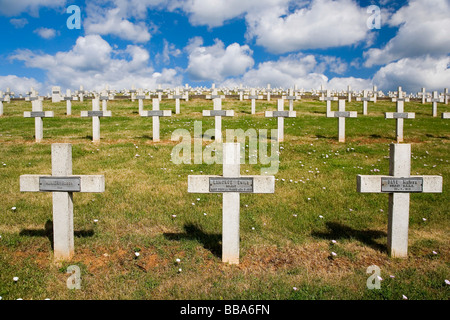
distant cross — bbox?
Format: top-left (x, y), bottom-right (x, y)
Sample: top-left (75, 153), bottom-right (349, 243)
top-left (443, 88), bottom-right (449, 105)
top-left (371, 85), bottom-right (378, 103)
top-left (427, 91), bottom-right (443, 117)
top-left (356, 90), bottom-right (375, 115)
top-left (168, 87), bottom-right (187, 114)
top-left (244, 88), bottom-right (263, 114)
top-left (156, 85), bottom-right (164, 101)
top-left (140, 98), bottom-right (172, 142)
top-left (0, 95), bottom-right (4, 116)
top-left (265, 99), bottom-right (296, 142)
top-left (3, 87), bottom-right (13, 103)
top-left (63, 89), bottom-right (78, 116)
top-left (206, 88), bottom-right (225, 100)
top-left (52, 86), bottom-right (61, 103)
top-left (78, 85), bottom-right (85, 102)
top-left (136, 88), bottom-right (146, 115)
top-left (20, 143), bottom-right (105, 261)
top-left (386, 87), bottom-right (414, 143)
top-left (285, 88), bottom-right (300, 112)
top-left (391, 87), bottom-right (410, 103)
top-left (188, 143), bottom-right (275, 264)
top-left (417, 88), bottom-right (427, 104)
top-left (347, 85), bottom-right (353, 102)
top-left (202, 96), bottom-right (234, 142)
top-left (265, 84), bottom-right (273, 101)
top-left (99, 90), bottom-right (109, 112)
top-left (357, 143), bottom-right (443, 258)
top-left (81, 96), bottom-right (112, 143)
top-left (24, 98), bottom-right (54, 142)
top-left (319, 89), bottom-right (338, 115)
top-left (237, 84), bottom-right (245, 101)
top-left (327, 100), bottom-right (357, 143)
top-left (130, 85), bottom-right (137, 102)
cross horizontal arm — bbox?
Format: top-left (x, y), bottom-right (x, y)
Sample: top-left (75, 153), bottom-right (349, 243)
top-left (357, 175), bottom-right (442, 193)
top-left (24, 111), bottom-right (54, 118)
top-left (203, 110), bottom-right (235, 117)
top-left (20, 175), bottom-right (105, 193)
top-left (327, 111), bottom-right (357, 118)
top-left (188, 175), bottom-right (275, 194)
top-left (385, 112), bottom-right (415, 119)
top-left (81, 111), bottom-right (112, 117)
top-left (140, 110), bottom-right (172, 117)
top-left (265, 111), bottom-right (296, 118)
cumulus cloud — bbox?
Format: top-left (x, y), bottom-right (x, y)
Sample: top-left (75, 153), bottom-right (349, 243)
top-left (245, 0), bottom-right (371, 54)
top-left (186, 37), bottom-right (254, 81)
top-left (85, 7), bottom-right (152, 43)
top-left (34, 27), bottom-right (58, 39)
top-left (10, 18), bottom-right (28, 28)
top-left (10, 35), bottom-right (181, 92)
top-left (0, 0), bottom-right (66, 17)
top-left (372, 55), bottom-right (450, 93)
top-left (0, 75), bottom-right (42, 95)
top-left (364, 0), bottom-right (450, 67)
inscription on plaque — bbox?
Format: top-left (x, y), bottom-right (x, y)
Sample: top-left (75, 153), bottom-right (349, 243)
top-left (334, 111), bottom-right (351, 117)
top-left (148, 110), bottom-right (164, 117)
top-left (39, 177), bottom-right (81, 192)
top-left (392, 113), bottom-right (410, 119)
top-left (88, 111), bottom-right (104, 117)
top-left (209, 177), bottom-right (254, 193)
top-left (381, 177), bottom-right (423, 193)
top-left (136, 95), bottom-right (146, 99)
top-left (209, 110), bottom-right (227, 117)
top-left (272, 111), bottom-right (290, 117)
top-left (30, 111), bottom-right (45, 117)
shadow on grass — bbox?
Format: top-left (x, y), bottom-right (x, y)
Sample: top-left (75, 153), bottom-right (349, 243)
top-left (19, 219), bottom-right (94, 250)
top-left (311, 221), bottom-right (387, 253)
top-left (164, 223), bottom-right (221, 259)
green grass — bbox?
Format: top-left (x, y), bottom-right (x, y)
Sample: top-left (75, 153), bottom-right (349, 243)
top-left (0, 96), bottom-right (449, 300)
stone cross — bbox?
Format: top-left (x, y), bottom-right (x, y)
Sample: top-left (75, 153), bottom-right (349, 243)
top-left (237, 84), bottom-right (245, 101)
top-left (265, 84), bottom-right (273, 101)
top-left (347, 85), bottom-right (353, 102)
top-left (140, 98), bottom-right (172, 142)
top-left (244, 88), bottom-right (263, 114)
top-left (156, 85), bottom-right (164, 101)
top-left (385, 89), bottom-right (415, 143)
top-left (443, 88), bottom-right (449, 105)
top-left (99, 90), bottom-right (110, 112)
top-left (285, 88), bottom-right (300, 112)
top-left (0, 95), bottom-right (4, 116)
top-left (417, 88), bottom-right (427, 104)
top-left (24, 99), bottom-right (54, 142)
top-left (427, 91), bottom-right (443, 117)
top-left (3, 87), bottom-right (12, 103)
top-left (52, 86), bottom-right (61, 103)
top-left (130, 85), bottom-right (137, 102)
top-left (188, 143), bottom-right (275, 264)
top-left (391, 87), bottom-right (410, 103)
top-left (202, 96), bottom-right (234, 142)
top-left (78, 85), bottom-right (85, 102)
top-left (265, 99), bottom-right (296, 142)
top-left (20, 143), bottom-right (105, 261)
top-left (319, 89), bottom-right (338, 114)
top-left (356, 90), bottom-right (375, 115)
top-left (136, 88), bottom-right (146, 115)
top-left (371, 85), bottom-right (378, 103)
top-left (357, 143), bottom-right (443, 258)
top-left (63, 89), bottom-right (78, 115)
top-left (168, 87), bottom-right (187, 114)
top-left (327, 100), bottom-right (357, 143)
top-left (81, 97), bottom-right (112, 143)
top-left (183, 84), bottom-right (190, 102)
top-left (206, 88), bottom-right (225, 100)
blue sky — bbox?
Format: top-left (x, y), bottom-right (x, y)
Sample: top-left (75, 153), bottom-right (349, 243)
top-left (0, 0), bottom-right (449, 95)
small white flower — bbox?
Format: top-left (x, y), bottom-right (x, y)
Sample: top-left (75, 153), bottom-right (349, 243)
top-left (445, 279), bottom-right (450, 285)
top-left (331, 240), bottom-right (337, 244)
top-left (377, 276), bottom-right (383, 281)
top-left (422, 218), bottom-right (427, 221)
top-left (171, 214), bottom-right (177, 218)
top-left (191, 202), bottom-right (195, 205)
top-left (319, 215), bottom-right (324, 219)
top-left (196, 198), bottom-right (200, 201)
top-left (307, 197), bottom-right (311, 201)
top-left (293, 287), bottom-right (298, 291)
top-left (93, 219), bottom-right (98, 223)
top-left (134, 252), bottom-right (140, 257)
top-left (390, 275), bottom-right (395, 278)
top-left (175, 258), bottom-right (181, 263)
top-left (432, 251), bottom-right (438, 255)
top-left (178, 268), bottom-right (182, 273)
top-left (251, 227), bottom-right (255, 230)
top-left (402, 295), bottom-right (408, 300)
top-left (331, 252), bottom-right (337, 257)
top-left (203, 213), bottom-right (207, 216)
top-left (13, 277), bottom-right (19, 282)
top-left (11, 206), bottom-right (16, 211)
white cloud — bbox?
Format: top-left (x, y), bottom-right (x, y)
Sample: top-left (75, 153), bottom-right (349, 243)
top-left (155, 39), bottom-right (182, 65)
top-left (0, 75), bottom-right (42, 95)
top-left (372, 55), bottom-right (450, 93)
top-left (85, 7), bottom-right (151, 43)
top-left (0, 0), bottom-right (66, 17)
top-left (186, 37), bottom-right (254, 81)
top-left (245, 0), bottom-right (370, 54)
top-left (170, 0), bottom-right (288, 27)
top-left (364, 0), bottom-right (450, 67)
top-left (10, 18), bottom-right (28, 28)
top-left (34, 27), bottom-right (57, 39)
top-left (10, 35), bottom-right (181, 92)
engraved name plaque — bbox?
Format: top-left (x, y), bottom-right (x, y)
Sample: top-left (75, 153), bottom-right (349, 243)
top-left (209, 177), bottom-right (254, 193)
top-left (39, 177), bottom-right (81, 192)
top-left (381, 177), bottom-right (423, 193)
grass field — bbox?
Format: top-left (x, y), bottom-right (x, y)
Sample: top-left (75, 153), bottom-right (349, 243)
top-left (0, 95), bottom-right (449, 300)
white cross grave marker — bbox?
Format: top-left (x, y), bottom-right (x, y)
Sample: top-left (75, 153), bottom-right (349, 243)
top-left (140, 98), bottom-right (172, 142)
top-left (20, 143), bottom-right (105, 261)
top-left (356, 90), bottom-right (375, 115)
top-left (385, 88), bottom-right (414, 143)
top-left (78, 85), bottom-right (85, 102)
top-left (202, 96), bottom-right (234, 142)
top-left (347, 85), bottom-right (353, 102)
top-left (130, 85), bottom-right (137, 102)
top-left (427, 91), bottom-right (443, 117)
top-left (327, 100), bottom-right (357, 143)
top-left (265, 99), bottom-right (296, 142)
top-left (63, 89), bottom-right (78, 116)
top-left (99, 90), bottom-right (110, 112)
top-left (81, 96), bottom-right (112, 143)
top-left (168, 87), bottom-right (187, 114)
top-left (319, 89), bottom-right (338, 115)
top-left (135, 88), bottom-right (147, 115)
top-left (417, 88), bottom-right (427, 104)
top-left (357, 143), bottom-right (443, 258)
top-left (188, 143), bottom-right (275, 264)
top-left (0, 95), bottom-right (4, 116)
top-left (244, 88), bottom-right (263, 114)
top-left (265, 84), bottom-right (273, 101)
top-left (285, 88), bottom-right (300, 112)
top-left (443, 88), bottom-right (449, 105)
top-left (24, 98), bottom-right (54, 142)
top-left (52, 86), bottom-right (61, 103)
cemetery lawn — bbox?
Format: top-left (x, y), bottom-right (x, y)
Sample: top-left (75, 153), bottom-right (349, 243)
top-left (0, 96), bottom-right (449, 300)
